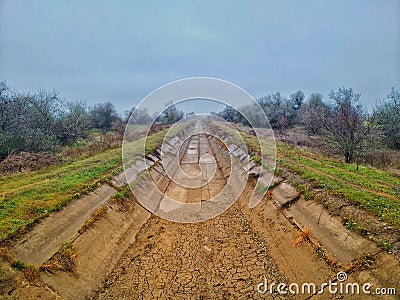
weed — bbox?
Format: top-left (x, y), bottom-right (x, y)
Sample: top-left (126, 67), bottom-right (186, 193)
top-left (304, 190), bottom-right (311, 201)
top-left (345, 220), bottom-right (356, 230)
top-left (0, 248), bottom-right (14, 265)
top-left (78, 206), bottom-right (108, 234)
top-left (21, 265), bottom-right (40, 283)
top-left (315, 246), bottom-right (325, 259)
top-left (12, 260), bottom-right (28, 271)
top-left (293, 227), bottom-right (311, 246)
top-left (57, 241), bottom-right (77, 271)
top-left (112, 186), bottom-right (131, 202)
top-left (6, 258), bottom-right (40, 283)
top-left (294, 183), bottom-right (306, 193)
top-left (379, 241), bottom-right (394, 252)
top-left (43, 241), bottom-right (77, 272)
top-left (274, 168), bottom-right (282, 176)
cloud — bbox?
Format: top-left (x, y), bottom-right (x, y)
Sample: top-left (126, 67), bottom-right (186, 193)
top-left (0, 0), bottom-right (399, 113)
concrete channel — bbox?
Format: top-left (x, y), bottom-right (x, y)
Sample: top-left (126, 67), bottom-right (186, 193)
top-left (6, 119), bottom-right (398, 299)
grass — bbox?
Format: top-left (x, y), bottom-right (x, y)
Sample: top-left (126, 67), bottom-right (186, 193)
top-left (0, 129), bottom-right (169, 242)
top-left (345, 220), bottom-right (357, 230)
top-left (277, 143), bottom-right (400, 198)
top-left (78, 205), bottom-right (109, 234)
top-left (41, 241), bottom-right (77, 272)
top-left (250, 133), bottom-right (399, 229)
top-left (278, 158), bottom-right (400, 228)
top-left (215, 123), bottom-right (400, 230)
top-left (112, 185), bottom-right (132, 202)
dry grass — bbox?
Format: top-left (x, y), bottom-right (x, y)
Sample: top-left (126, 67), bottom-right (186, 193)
top-left (0, 248), bottom-right (14, 265)
top-left (41, 241), bottom-right (77, 272)
top-left (60, 132), bottom-right (123, 160)
top-left (293, 227), bottom-right (311, 246)
top-left (0, 248), bottom-right (40, 283)
top-left (78, 205), bottom-right (108, 234)
top-left (21, 265), bottom-right (40, 283)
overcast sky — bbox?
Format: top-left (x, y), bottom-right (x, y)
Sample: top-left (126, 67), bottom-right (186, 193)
top-left (1, 0), bottom-right (399, 113)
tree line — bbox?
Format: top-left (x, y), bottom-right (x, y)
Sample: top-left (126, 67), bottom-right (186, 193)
top-left (216, 87), bottom-right (400, 164)
top-left (1, 80), bottom-right (398, 165)
top-left (0, 81), bottom-right (120, 158)
top-left (0, 82), bottom-right (188, 159)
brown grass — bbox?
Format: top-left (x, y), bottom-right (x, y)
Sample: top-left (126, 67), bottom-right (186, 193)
top-left (22, 265), bottom-right (40, 283)
top-left (293, 227), bottom-right (311, 246)
top-left (0, 248), bottom-right (14, 265)
top-left (41, 241), bottom-right (77, 272)
top-left (78, 205), bottom-right (108, 234)
top-left (60, 132), bottom-right (122, 160)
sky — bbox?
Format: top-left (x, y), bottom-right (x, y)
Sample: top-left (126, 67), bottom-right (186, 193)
top-left (0, 0), bottom-right (399, 114)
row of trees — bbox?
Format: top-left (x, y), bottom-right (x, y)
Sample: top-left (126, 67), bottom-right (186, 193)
top-left (217, 90), bottom-right (305, 131)
top-left (1, 79), bottom-right (398, 165)
top-left (217, 87), bottom-right (400, 164)
top-left (0, 81), bottom-right (187, 158)
top-left (125, 102), bottom-right (185, 125)
top-left (0, 81), bottom-right (119, 158)
top-left (301, 87), bottom-right (399, 163)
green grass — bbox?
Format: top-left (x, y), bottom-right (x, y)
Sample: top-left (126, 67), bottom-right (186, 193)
top-left (217, 124), bottom-right (400, 230)
top-left (0, 130), bottom-right (169, 242)
top-left (345, 220), bottom-right (356, 230)
top-left (279, 158), bottom-right (400, 228)
top-left (278, 143), bottom-right (400, 198)
top-left (112, 186), bottom-right (131, 201)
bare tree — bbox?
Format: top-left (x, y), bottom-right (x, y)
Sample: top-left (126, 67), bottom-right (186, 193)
top-left (157, 102), bottom-right (184, 125)
top-left (0, 86), bottom-right (61, 157)
top-left (301, 93), bottom-right (326, 135)
top-left (290, 90), bottom-right (305, 109)
top-left (258, 93), bottom-right (296, 131)
top-left (239, 104), bottom-right (269, 128)
top-left (322, 87), bottom-right (371, 164)
top-left (57, 101), bottom-right (91, 145)
top-left (126, 107), bottom-right (152, 125)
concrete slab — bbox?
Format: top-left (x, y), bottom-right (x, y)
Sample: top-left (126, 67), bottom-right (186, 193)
top-left (271, 182), bottom-right (299, 208)
top-left (257, 172), bottom-right (283, 187)
top-left (11, 184), bottom-right (117, 265)
top-left (199, 155), bottom-right (215, 164)
top-left (242, 161), bottom-right (256, 172)
top-left (285, 198), bottom-right (380, 266)
top-left (181, 155), bottom-right (198, 164)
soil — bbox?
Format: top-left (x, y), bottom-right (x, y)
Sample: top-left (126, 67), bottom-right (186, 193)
top-left (0, 152), bottom-right (58, 177)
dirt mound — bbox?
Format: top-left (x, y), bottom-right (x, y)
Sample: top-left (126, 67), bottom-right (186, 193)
top-left (0, 152), bottom-right (58, 177)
